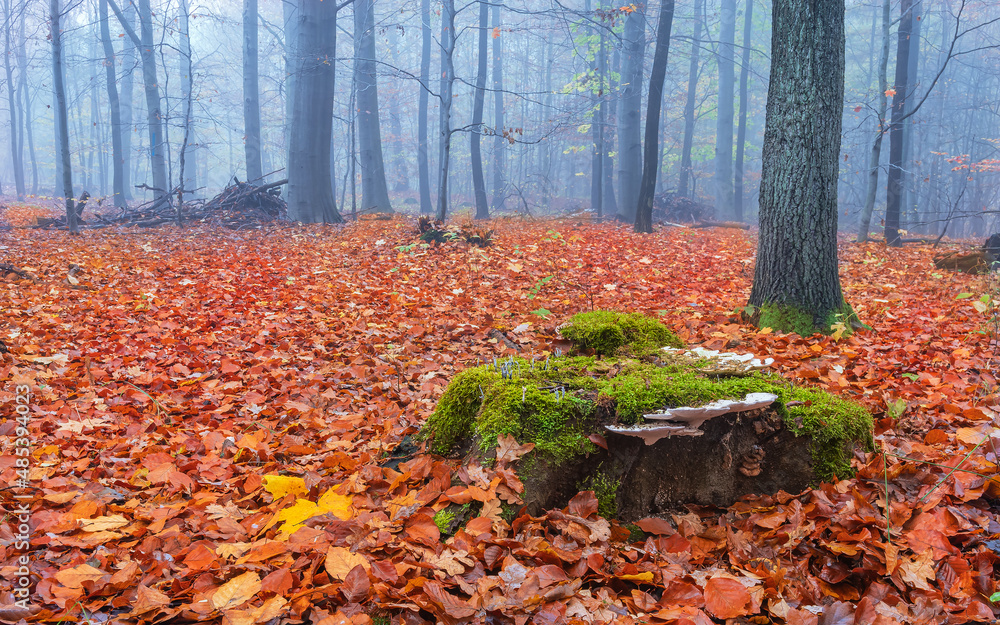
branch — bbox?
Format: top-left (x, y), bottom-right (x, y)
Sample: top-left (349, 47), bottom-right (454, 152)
top-left (105, 0), bottom-right (141, 48)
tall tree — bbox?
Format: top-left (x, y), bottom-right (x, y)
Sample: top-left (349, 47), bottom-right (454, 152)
top-left (50, 0), bottom-right (75, 233)
top-left (747, 0), bottom-right (855, 335)
top-left (436, 0), bottom-right (456, 221)
top-left (286, 0), bottom-right (342, 223)
top-left (617, 6), bottom-right (644, 222)
top-left (634, 0), bottom-right (676, 233)
top-left (3, 0), bottom-right (24, 199)
top-left (470, 0), bottom-right (489, 219)
top-left (490, 4), bottom-right (505, 213)
top-left (179, 0), bottom-right (196, 195)
top-left (417, 0), bottom-right (433, 214)
top-left (857, 0), bottom-right (891, 242)
top-left (16, 8), bottom-right (36, 195)
top-left (733, 0), bottom-right (753, 221)
top-left (244, 0), bottom-right (263, 183)
top-left (884, 0), bottom-right (915, 247)
top-left (99, 0), bottom-right (126, 207)
top-left (354, 0), bottom-right (393, 213)
top-left (118, 0), bottom-right (135, 200)
top-left (678, 0), bottom-right (703, 198)
top-left (107, 0), bottom-right (169, 199)
top-left (715, 0), bottom-right (736, 218)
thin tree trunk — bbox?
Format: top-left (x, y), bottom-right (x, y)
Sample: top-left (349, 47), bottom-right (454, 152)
top-left (602, 18), bottom-right (617, 216)
top-left (387, 26), bottom-right (408, 192)
top-left (353, 0), bottom-right (393, 213)
top-left (283, 1), bottom-right (298, 162)
top-left (244, 0), bottom-right (262, 183)
top-left (436, 0), bottom-right (456, 221)
top-left (634, 0), bottom-right (676, 233)
top-left (99, 0), bottom-right (126, 207)
top-left (286, 0), bottom-right (342, 223)
top-left (733, 0), bottom-right (753, 222)
top-left (118, 1), bottom-right (134, 200)
top-left (679, 0), bottom-right (703, 200)
top-left (857, 0), bottom-right (890, 242)
top-left (491, 3), bottom-right (505, 212)
top-left (177, 0), bottom-right (194, 222)
top-left (715, 0), bottom-right (736, 219)
top-left (471, 0), bottom-right (489, 219)
top-left (50, 0), bottom-right (76, 233)
top-left (884, 0), bottom-right (914, 247)
top-left (618, 6), bottom-right (644, 221)
top-left (3, 0), bottom-right (24, 199)
top-left (900, 0), bottom-right (921, 226)
top-left (417, 0), bottom-right (432, 214)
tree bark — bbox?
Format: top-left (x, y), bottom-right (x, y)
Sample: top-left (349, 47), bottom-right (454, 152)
top-left (715, 0), bottom-right (736, 219)
top-left (118, 0), bottom-right (134, 200)
top-left (50, 0), bottom-right (76, 233)
top-left (748, 0), bottom-right (850, 334)
top-left (417, 0), bottom-right (433, 214)
top-left (16, 8), bottom-right (36, 195)
top-left (490, 3), bottom-right (505, 213)
top-left (733, 0), bottom-right (753, 222)
top-left (436, 0), bottom-right (456, 221)
top-left (354, 0), bottom-right (393, 214)
top-left (678, 0), bottom-right (702, 199)
top-left (3, 0), bottom-right (24, 199)
top-left (244, 0), bottom-right (263, 183)
top-left (471, 0), bottom-right (489, 220)
top-left (617, 6), bottom-right (644, 222)
top-left (634, 0), bottom-right (676, 233)
top-left (857, 0), bottom-right (890, 242)
top-left (177, 0), bottom-right (194, 221)
top-left (98, 0), bottom-right (126, 207)
top-left (884, 0), bottom-right (914, 247)
top-left (286, 0), bottom-right (342, 223)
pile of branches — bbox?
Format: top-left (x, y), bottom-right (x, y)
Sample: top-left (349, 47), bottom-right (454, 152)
top-left (34, 179), bottom-right (288, 230)
top-left (933, 233), bottom-right (1000, 274)
top-left (653, 192), bottom-right (714, 224)
top-left (417, 216), bottom-right (493, 246)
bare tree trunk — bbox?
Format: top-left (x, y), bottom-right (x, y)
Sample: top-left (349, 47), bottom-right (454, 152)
top-left (16, 8), bottom-right (36, 195)
top-left (635, 0), bottom-right (676, 233)
top-left (418, 0), bottom-right (432, 214)
top-left (177, 0), bottom-right (194, 222)
top-left (471, 0), bottom-right (489, 219)
top-left (99, 0), bottom-right (126, 207)
top-left (885, 0), bottom-right (914, 247)
top-left (118, 0), bottom-right (134, 200)
top-left (733, 0), bottom-right (753, 222)
top-left (436, 0), bottom-right (456, 221)
top-left (901, 0), bottom-right (921, 226)
top-left (283, 1), bottom-right (298, 161)
top-left (715, 0), bottom-right (736, 219)
top-left (618, 6), bottom-right (644, 222)
top-left (678, 0), bottom-right (702, 199)
top-left (286, 0), bottom-right (342, 223)
top-left (353, 0), bottom-right (393, 214)
top-left (857, 0), bottom-right (890, 242)
top-left (50, 0), bottom-right (76, 233)
top-left (490, 3), bottom-right (505, 213)
top-left (243, 0), bottom-right (262, 183)
top-left (387, 26), bottom-right (408, 192)
top-left (3, 0), bottom-right (24, 199)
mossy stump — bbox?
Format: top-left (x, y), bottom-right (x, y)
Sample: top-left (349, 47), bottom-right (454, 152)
top-left (422, 311), bottom-right (873, 520)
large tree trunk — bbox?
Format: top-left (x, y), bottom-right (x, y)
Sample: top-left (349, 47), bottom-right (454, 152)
top-left (901, 0), bottom-right (921, 227)
top-left (435, 0), bottom-right (456, 221)
top-left (99, 0), bottom-right (126, 207)
top-left (748, 0), bottom-right (851, 335)
top-left (417, 0), bottom-right (432, 214)
top-left (634, 0), bottom-right (676, 233)
top-left (50, 0), bottom-right (76, 233)
top-left (733, 0), bottom-right (753, 222)
top-left (286, 0), bottom-right (342, 223)
top-left (3, 0), bottom-right (24, 200)
top-left (354, 0), bottom-right (393, 214)
top-left (714, 0), bottom-right (736, 219)
top-left (490, 4), bottom-right (505, 213)
top-left (243, 0), bottom-right (263, 183)
top-left (136, 0), bottom-right (167, 198)
top-left (678, 0), bottom-right (703, 199)
top-left (617, 6), bottom-right (644, 223)
top-left (857, 0), bottom-right (891, 242)
top-left (470, 0), bottom-right (489, 220)
top-left (884, 0), bottom-right (914, 247)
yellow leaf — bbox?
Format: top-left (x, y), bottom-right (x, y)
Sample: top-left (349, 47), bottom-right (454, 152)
top-left (216, 542), bottom-right (252, 559)
top-left (273, 489), bottom-right (354, 537)
top-left (618, 571), bottom-right (654, 583)
top-left (317, 488), bottom-right (354, 520)
top-left (55, 564), bottom-right (107, 589)
top-left (325, 546), bottom-right (369, 581)
top-left (211, 571), bottom-right (261, 611)
top-left (262, 475), bottom-right (308, 499)
top-left (78, 515), bottom-right (129, 532)
top-left (757, 327), bottom-right (773, 335)
top-left (956, 427), bottom-right (987, 445)
top-left (973, 300), bottom-right (988, 313)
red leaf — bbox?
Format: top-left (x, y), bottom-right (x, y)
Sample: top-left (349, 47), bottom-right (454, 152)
top-left (703, 577), bottom-right (751, 619)
top-left (567, 490), bottom-right (598, 518)
top-left (341, 564), bottom-right (370, 603)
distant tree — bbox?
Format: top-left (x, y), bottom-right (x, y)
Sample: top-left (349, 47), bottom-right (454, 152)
top-left (436, 0), bottom-right (456, 221)
top-left (884, 0), bottom-right (914, 247)
top-left (678, 0), bottom-right (703, 199)
top-left (470, 0), bottom-right (489, 219)
top-left (857, 0), bottom-right (890, 243)
top-left (715, 0), bottom-right (736, 219)
top-left (286, 0), bottom-right (342, 223)
top-left (244, 0), bottom-right (263, 183)
top-left (490, 3), bottom-right (505, 213)
top-left (2, 0), bottom-right (25, 200)
top-left (50, 0), bottom-right (75, 233)
top-left (747, 0), bottom-right (856, 335)
top-left (418, 0), bottom-right (433, 214)
top-left (353, 0), bottom-right (393, 213)
top-left (98, 0), bottom-right (126, 207)
top-left (617, 5), bottom-right (644, 222)
top-left (634, 0), bottom-right (676, 233)
top-left (733, 0), bottom-right (753, 222)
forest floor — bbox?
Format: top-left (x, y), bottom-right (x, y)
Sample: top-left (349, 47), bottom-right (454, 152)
top-left (0, 204), bottom-right (998, 624)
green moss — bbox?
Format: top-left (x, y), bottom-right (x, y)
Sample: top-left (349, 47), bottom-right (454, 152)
top-left (581, 470), bottom-right (620, 518)
top-left (560, 310), bottom-right (684, 356)
top-left (756, 300), bottom-right (867, 337)
top-left (423, 341), bottom-right (872, 483)
top-left (433, 508), bottom-right (457, 534)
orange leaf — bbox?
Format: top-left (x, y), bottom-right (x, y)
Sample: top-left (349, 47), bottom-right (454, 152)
top-left (703, 577), bottom-right (751, 619)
